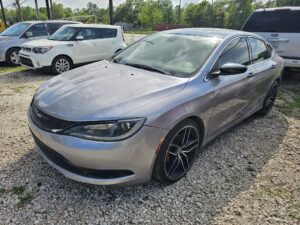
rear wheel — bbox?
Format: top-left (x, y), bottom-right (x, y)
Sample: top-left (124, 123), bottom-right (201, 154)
top-left (258, 81), bottom-right (279, 116)
top-left (51, 56), bottom-right (72, 75)
top-left (7, 48), bottom-right (20, 66)
top-left (153, 119), bottom-right (201, 184)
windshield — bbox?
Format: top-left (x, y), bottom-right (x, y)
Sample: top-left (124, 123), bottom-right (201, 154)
top-left (111, 33), bottom-right (222, 77)
top-left (49, 26), bottom-right (80, 41)
top-left (1, 23), bottom-right (31, 36)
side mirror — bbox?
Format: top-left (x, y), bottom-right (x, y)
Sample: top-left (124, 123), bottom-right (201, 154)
top-left (25, 31), bottom-right (33, 38)
top-left (211, 63), bottom-right (247, 77)
top-left (76, 35), bottom-right (84, 41)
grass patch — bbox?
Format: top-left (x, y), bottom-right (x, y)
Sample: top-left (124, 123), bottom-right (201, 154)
top-left (17, 194), bottom-right (33, 208)
top-left (261, 186), bottom-right (283, 198)
top-left (125, 30), bottom-right (155, 35)
top-left (276, 86), bottom-right (300, 117)
top-left (246, 165), bottom-right (256, 172)
top-left (11, 186), bottom-right (25, 195)
top-left (10, 85), bottom-right (34, 94)
top-left (0, 66), bottom-right (26, 74)
top-left (0, 187), bottom-right (6, 196)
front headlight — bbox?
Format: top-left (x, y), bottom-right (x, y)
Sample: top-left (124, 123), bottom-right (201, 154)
top-left (63, 118), bottom-right (146, 141)
top-left (33, 46), bottom-right (53, 54)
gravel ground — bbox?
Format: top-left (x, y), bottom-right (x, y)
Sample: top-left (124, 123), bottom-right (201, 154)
top-left (0, 69), bottom-right (299, 225)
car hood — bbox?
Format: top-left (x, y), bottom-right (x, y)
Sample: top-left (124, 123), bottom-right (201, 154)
top-left (0, 35), bottom-right (18, 43)
top-left (23, 39), bottom-right (70, 47)
top-left (34, 61), bottom-right (189, 121)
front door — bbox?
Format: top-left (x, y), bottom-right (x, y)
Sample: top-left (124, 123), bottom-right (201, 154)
top-left (207, 37), bottom-right (257, 137)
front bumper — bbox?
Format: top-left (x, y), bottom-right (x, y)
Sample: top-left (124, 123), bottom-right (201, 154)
top-left (19, 50), bottom-right (51, 69)
top-left (28, 110), bottom-right (166, 186)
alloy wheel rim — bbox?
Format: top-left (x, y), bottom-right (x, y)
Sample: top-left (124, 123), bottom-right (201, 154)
top-left (164, 125), bottom-right (200, 180)
top-left (10, 51), bottom-right (20, 64)
top-left (55, 59), bottom-right (70, 73)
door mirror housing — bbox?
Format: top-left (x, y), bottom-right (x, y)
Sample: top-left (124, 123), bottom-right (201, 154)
top-left (25, 31), bottom-right (33, 38)
top-left (76, 36), bottom-right (84, 41)
top-left (211, 63), bottom-right (248, 77)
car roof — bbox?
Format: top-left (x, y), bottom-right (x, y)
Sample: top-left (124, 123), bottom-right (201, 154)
top-left (64, 24), bottom-right (120, 29)
top-left (20, 20), bottom-right (81, 24)
top-left (163, 28), bottom-right (253, 39)
top-left (255, 7), bottom-right (300, 12)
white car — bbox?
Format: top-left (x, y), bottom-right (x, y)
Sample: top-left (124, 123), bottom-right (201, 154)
top-left (19, 24), bottom-right (126, 74)
top-left (243, 7), bottom-right (300, 68)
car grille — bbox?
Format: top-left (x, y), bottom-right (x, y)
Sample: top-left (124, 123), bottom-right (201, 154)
top-left (32, 132), bottom-right (134, 179)
top-left (20, 56), bottom-right (33, 67)
top-left (30, 102), bottom-right (74, 132)
top-left (21, 46), bottom-right (31, 52)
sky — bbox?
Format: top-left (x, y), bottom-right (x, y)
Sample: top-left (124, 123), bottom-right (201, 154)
top-left (2, 0), bottom-right (203, 9)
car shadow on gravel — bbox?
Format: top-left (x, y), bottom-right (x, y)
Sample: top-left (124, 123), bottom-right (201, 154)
top-left (0, 110), bottom-right (288, 224)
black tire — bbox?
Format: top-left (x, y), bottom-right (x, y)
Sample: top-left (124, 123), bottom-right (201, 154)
top-left (153, 119), bottom-right (202, 184)
top-left (51, 56), bottom-right (72, 75)
top-left (6, 48), bottom-right (20, 66)
top-left (257, 81), bottom-right (279, 116)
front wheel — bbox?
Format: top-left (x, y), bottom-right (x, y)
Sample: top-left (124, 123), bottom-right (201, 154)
top-left (257, 81), bottom-right (279, 116)
top-left (7, 48), bottom-right (20, 65)
top-left (153, 119), bottom-right (202, 184)
top-left (51, 56), bottom-right (72, 75)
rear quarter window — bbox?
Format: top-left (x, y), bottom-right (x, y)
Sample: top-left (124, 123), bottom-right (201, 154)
top-left (243, 10), bottom-right (300, 33)
top-left (96, 28), bottom-right (117, 39)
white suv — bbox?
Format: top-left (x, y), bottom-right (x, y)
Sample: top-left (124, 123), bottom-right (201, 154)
top-left (19, 24), bottom-right (126, 74)
top-left (242, 7), bottom-right (300, 68)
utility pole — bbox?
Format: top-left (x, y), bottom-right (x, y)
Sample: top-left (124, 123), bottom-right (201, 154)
top-left (45, 0), bottom-right (51, 19)
top-left (178, 0), bottom-right (181, 24)
top-left (49, 0), bottom-right (53, 19)
top-left (15, 0), bottom-right (23, 21)
top-left (0, 0), bottom-right (7, 28)
top-left (109, 0), bottom-right (113, 25)
top-left (34, 0), bottom-right (40, 20)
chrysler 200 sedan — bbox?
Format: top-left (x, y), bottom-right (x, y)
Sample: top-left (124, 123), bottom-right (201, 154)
top-left (28, 28), bottom-right (284, 185)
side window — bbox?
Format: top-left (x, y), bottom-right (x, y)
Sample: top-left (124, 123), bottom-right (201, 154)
top-left (212, 37), bottom-right (251, 72)
top-left (47, 23), bottom-right (63, 35)
top-left (249, 38), bottom-right (270, 64)
top-left (96, 28), bottom-right (117, 39)
top-left (26, 23), bottom-right (48, 37)
top-left (77, 28), bottom-right (97, 40)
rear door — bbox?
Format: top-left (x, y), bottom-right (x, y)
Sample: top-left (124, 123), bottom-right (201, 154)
top-left (94, 28), bottom-right (118, 59)
top-left (207, 37), bottom-right (257, 136)
top-left (24, 23), bottom-right (49, 41)
top-left (73, 28), bottom-right (100, 63)
top-left (243, 10), bottom-right (300, 61)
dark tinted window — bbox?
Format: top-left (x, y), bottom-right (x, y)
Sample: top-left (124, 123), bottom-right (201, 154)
top-left (97, 28), bottom-right (117, 38)
top-left (217, 37), bottom-right (251, 67)
top-left (243, 10), bottom-right (300, 33)
top-left (47, 23), bottom-right (64, 35)
top-left (249, 38), bottom-right (270, 63)
top-left (77, 28), bottom-right (118, 40)
top-left (27, 23), bottom-right (48, 37)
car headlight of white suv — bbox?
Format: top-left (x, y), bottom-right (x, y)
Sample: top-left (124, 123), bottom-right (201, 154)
top-left (32, 46), bottom-right (53, 54)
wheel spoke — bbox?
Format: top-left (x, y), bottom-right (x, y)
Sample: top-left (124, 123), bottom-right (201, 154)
top-left (182, 140), bottom-right (199, 154)
top-left (181, 127), bottom-right (191, 145)
top-left (167, 156), bottom-right (180, 176)
top-left (180, 152), bottom-right (190, 170)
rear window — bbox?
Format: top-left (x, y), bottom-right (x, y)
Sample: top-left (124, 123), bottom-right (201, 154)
top-left (47, 23), bottom-right (63, 35)
top-left (243, 10), bottom-right (300, 33)
top-left (97, 28), bottom-right (117, 38)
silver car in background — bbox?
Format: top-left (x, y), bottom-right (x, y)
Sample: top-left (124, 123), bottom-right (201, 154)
top-left (28, 28), bottom-right (284, 186)
top-left (0, 20), bottom-right (80, 65)
top-left (243, 7), bottom-right (300, 68)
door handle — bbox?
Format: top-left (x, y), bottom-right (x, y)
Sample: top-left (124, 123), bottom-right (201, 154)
top-left (270, 64), bottom-right (277, 69)
top-left (247, 72), bottom-right (255, 77)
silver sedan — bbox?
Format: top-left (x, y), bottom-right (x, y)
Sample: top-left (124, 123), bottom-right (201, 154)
top-left (28, 28), bottom-right (284, 185)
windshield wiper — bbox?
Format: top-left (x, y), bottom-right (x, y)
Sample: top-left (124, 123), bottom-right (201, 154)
top-left (125, 63), bottom-right (167, 75)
